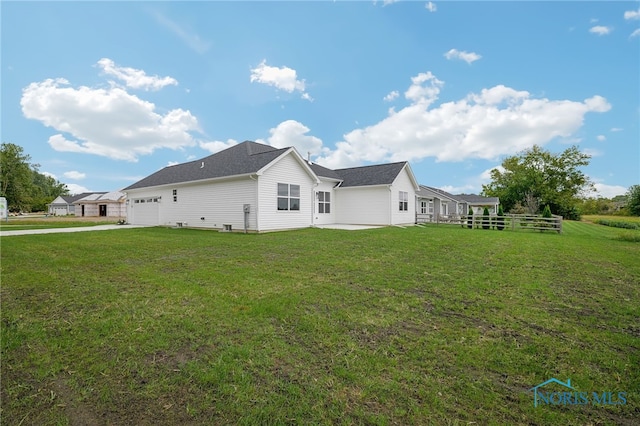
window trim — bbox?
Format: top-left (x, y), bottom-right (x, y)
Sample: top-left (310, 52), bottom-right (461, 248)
top-left (399, 191), bottom-right (408, 211)
top-left (277, 183), bottom-right (301, 211)
top-left (318, 191), bottom-right (331, 214)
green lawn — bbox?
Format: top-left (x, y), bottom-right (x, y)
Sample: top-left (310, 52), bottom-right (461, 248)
top-left (1, 222), bottom-right (638, 425)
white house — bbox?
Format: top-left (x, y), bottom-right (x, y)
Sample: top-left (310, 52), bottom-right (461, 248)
top-left (123, 141), bottom-right (420, 232)
top-left (74, 191), bottom-right (126, 218)
top-left (48, 192), bottom-right (102, 216)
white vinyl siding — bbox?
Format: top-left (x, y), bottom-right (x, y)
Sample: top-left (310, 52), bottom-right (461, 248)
top-left (126, 177), bottom-right (257, 229)
top-left (335, 186), bottom-right (390, 225)
top-left (257, 153), bottom-right (315, 231)
top-left (389, 167), bottom-right (416, 225)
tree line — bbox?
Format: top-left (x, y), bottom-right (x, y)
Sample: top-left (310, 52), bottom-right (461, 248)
top-left (1, 143), bottom-right (69, 212)
top-left (482, 145), bottom-right (639, 219)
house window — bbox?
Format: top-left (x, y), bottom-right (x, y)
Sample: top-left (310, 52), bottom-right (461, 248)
top-left (429, 201), bottom-right (434, 213)
top-left (318, 191), bottom-right (331, 214)
top-left (399, 191), bottom-right (408, 211)
top-left (441, 203), bottom-right (448, 215)
top-left (420, 200), bottom-right (427, 214)
top-left (172, 189), bottom-right (177, 202)
top-left (277, 183), bottom-right (300, 211)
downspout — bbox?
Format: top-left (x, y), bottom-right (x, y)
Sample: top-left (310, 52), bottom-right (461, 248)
top-left (250, 174), bottom-right (258, 232)
top-left (311, 182), bottom-right (319, 227)
top-left (388, 185), bottom-right (393, 226)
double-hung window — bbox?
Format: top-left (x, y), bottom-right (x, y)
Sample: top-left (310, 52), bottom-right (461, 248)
top-left (420, 200), bottom-right (427, 214)
top-left (399, 191), bottom-right (408, 211)
top-left (277, 183), bottom-right (300, 211)
top-left (318, 191), bottom-right (331, 214)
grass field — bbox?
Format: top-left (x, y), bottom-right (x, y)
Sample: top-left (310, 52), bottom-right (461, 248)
top-left (1, 221), bottom-right (638, 425)
top-left (0, 217), bottom-right (118, 232)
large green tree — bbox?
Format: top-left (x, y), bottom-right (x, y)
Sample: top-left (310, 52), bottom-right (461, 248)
top-left (481, 145), bottom-right (593, 220)
top-left (1, 142), bottom-right (69, 212)
top-left (627, 185), bottom-right (640, 216)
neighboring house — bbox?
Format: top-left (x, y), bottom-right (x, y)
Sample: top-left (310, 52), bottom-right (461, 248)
top-left (416, 186), bottom-right (500, 222)
top-left (74, 191), bottom-right (126, 218)
top-left (416, 185), bottom-right (464, 219)
top-left (48, 192), bottom-right (101, 216)
top-left (123, 141), bottom-right (420, 232)
top-left (456, 193), bottom-right (500, 214)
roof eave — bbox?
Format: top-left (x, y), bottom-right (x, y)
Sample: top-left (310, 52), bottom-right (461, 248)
top-left (124, 173), bottom-right (256, 192)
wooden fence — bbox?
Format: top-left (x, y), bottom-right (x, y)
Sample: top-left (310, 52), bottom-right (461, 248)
top-left (415, 213), bottom-right (562, 233)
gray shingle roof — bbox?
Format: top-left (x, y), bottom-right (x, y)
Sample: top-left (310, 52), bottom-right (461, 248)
top-left (123, 141), bottom-right (288, 190)
top-left (58, 192), bottom-right (105, 204)
top-left (456, 194), bottom-right (500, 205)
top-left (309, 163), bottom-right (342, 180)
top-left (335, 162), bottom-right (408, 187)
top-left (124, 141), bottom-right (411, 191)
top-left (417, 185), bottom-right (461, 201)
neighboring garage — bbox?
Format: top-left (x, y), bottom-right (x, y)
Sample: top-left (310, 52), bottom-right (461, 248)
top-left (129, 197), bottom-right (160, 225)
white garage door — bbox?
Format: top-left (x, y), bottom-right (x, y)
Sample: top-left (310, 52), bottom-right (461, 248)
top-left (53, 207), bottom-right (68, 216)
top-left (131, 197), bottom-right (160, 225)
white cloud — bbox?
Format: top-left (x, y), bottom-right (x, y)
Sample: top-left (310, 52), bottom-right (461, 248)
top-left (610, 127), bottom-right (623, 132)
top-left (383, 0), bottom-right (400, 5)
top-left (152, 10), bottom-right (211, 54)
top-left (589, 25), bottom-right (613, 35)
top-left (250, 59), bottom-right (312, 101)
top-left (596, 135), bottom-right (606, 142)
top-left (624, 9), bottom-right (640, 20)
top-left (383, 90), bottom-right (399, 102)
top-left (66, 183), bottom-right (91, 195)
top-left (199, 139), bottom-right (239, 154)
top-left (404, 72), bottom-right (444, 106)
top-left (582, 148), bottom-right (603, 157)
top-left (63, 170), bottom-right (86, 180)
top-left (480, 166), bottom-right (505, 182)
top-left (587, 183), bottom-right (628, 198)
top-left (444, 48), bottom-right (482, 64)
top-left (314, 72), bottom-right (611, 169)
top-left (22, 78), bottom-right (200, 162)
top-left (97, 58), bottom-right (178, 91)
top-left (42, 171), bottom-right (57, 179)
top-left (630, 28), bottom-right (640, 38)
top-left (425, 2), bottom-right (437, 12)
top-left (439, 184), bottom-right (476, 194)
top-left (258, 120), bottom-right (323, 157)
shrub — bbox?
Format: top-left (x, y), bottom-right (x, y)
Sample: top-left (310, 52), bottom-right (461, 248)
top-left (482, 207), bottom-right (490, 230)
top-left (467, 206), bottom-right (473, 229)
top-left (594, 219), bottom-right (640, 230)
top-left (496, 205), bottom-right (505, 231)
top-left (542, 205), bottom-right (552, 218)
top-left (615, 231), bottom-right (640, 242)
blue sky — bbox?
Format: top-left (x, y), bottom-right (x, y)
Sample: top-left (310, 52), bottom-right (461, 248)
top-left (2, 1), bottom-right (639, 198)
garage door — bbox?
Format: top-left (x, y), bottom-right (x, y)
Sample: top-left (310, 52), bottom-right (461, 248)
top-left (131, 197), bottom-right (160, 225)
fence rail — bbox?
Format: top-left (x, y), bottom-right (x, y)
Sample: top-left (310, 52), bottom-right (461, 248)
top-left (416, 213), bottom-right (562, 233)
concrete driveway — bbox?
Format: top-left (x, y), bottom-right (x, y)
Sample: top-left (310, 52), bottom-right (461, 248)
top-left (0, 224), bottom-right (150, 236)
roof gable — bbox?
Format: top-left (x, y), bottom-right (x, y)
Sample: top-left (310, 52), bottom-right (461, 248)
top-left (123, 141), bottom-right (287, 190)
